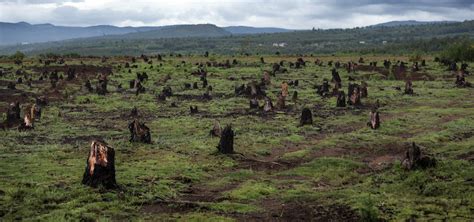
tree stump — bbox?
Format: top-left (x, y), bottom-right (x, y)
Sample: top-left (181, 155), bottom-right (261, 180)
top-left (404, 80), bottom-right (414, 95)
top-left (317, 79), bottom-right (330, 97)
top-left (128, 119), bottom-right (151, 143)
top-left (300, 108), bottom-right (313, 126)
top-left (276, 94), bottom-right (286, 110)
top-left (331, 69), bottom-right (341, 87)
top-left (360, 81), bottom-right (368, 98)
top-left (82, 140), bottom-right (117, 188)
top-left (281, 82), bottom-right (289, 97)
top-left (217, 125), bottom-right (234, 154)
top-left (367, 109), bottom-right (380, 129)
top-left (31, 104), bottom-right (41, 121)
top-left (190, 106), bottom-right (198, 114)
top-left (336, 91), bottom-right (346, 107)
top-left (263, 97), bottom-right (273, 112)
top-left (401, 142), bottom-right (436, 170)
top-left (4, 102), bottom-right (21, 127)
top-left (292, 91), bottom-right (298, 102)
top-left (348, 83), bottom-right (362, 106)
top-left (18, 106), bottom-right (34, 131)
top-left (263, 71), bottom-right (271, 85)
top-left (210, 120), bottom-right (222, 137)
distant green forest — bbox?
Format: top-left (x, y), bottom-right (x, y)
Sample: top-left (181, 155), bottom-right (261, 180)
top-left (1, 20), bottom-right (473, 56)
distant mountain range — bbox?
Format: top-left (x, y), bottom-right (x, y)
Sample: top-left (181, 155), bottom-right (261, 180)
top-left (0, 22), bottom-right (294, 45)
top-left (371, 20), bottom-right (459, 27)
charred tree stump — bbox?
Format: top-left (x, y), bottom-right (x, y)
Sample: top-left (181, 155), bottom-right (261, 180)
top-left (292, 91), bottom-right (298, 102)
top-left (4, 102), bottom-right (21, 127)
top-left (360, 81), bottom-right (368, 98)
top-left (404, 80), bottom-right (414, 95)
top-left (217, 125), bottom-right (234, 154)
top-left (190, 105), bottom-right (199, 114)
top-left (276, 94), bottom-right (286, 110)
top-left (128, 119), bottom-right (151, 143)
top-left (300, 108), bottom-right (313, 126)
top-left (347, 83), bottom-right (362, 106)
top-left (82, 140), bottom-right (117, 188)
top-left (401, 142), bottom-right (436, 170)
top-left (336, 91), bottom-right (346, 107)
top-left (316, 79), bottom-right (330, 97)
top-left (263, 97), bottom-right (273, 112)
top-left (367, 109), bottom-right (380, 129)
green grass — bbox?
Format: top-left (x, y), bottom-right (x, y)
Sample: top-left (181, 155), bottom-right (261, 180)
top-left (0, 55), bottom-right (473, 221)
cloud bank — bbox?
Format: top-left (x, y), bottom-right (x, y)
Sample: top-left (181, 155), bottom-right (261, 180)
top-left (0, 0), bottom-right (473, 28)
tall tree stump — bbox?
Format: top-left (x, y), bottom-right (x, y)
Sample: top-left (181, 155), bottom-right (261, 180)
top-left (336, 91), bottom-right (346, 107)
top-left (217, 125), bottom-right (234, 154)
top-left (300, 108), bottom-right (313, 126)
top-left (276, 94), bottom-right (285, 110)
top-left (367, 109), bottom-right (380, 129)
top-left (281, 81), bottom-right (289, 97)
top-left (404, 80), bottom-right (414, 95)
top-left (82, 140), bottom-right (117, 188)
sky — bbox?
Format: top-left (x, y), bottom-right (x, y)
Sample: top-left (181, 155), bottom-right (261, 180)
top-left (0, 0), bottom-right (473, 29)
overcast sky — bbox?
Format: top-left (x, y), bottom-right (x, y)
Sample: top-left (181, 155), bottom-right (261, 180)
top-left (0, 0), bottom-right (473, 29)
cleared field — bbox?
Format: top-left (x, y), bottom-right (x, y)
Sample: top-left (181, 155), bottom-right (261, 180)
top-left (0, 55), bottom-right (473, 221)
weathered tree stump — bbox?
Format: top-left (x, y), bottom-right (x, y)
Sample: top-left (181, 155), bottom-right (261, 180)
top-left (347, 83), bottom-right (362, 106)
top-left (404, 80), bottom-right (414, 95)
top-left (360, 81), bottom-right (368, 98)
top-left (316, 79), bottom-right (330, 97)
top-left (367, 109), bottom-right (380, 129)
top-left (210, 120), bottom-right (222, 137)
top-left (31, 104), bottom-right (41, 121)
top-left (4, 102), bottom-right (21, 127)
top-left (128, 119), bottom-right (151, 143)
top-left (336, 91), bottom-right (346, 107)
top-left (217, 125), bottom-right (234, 154)
top-left (300, 108), bottom-right (313, 126)
top-left (276, 94), bottom-right (285, 110)
top-left (82, 140), bottom-right (117, 188)
top-left (292, 91), bottom-right (298, 102)
top-left (18, 105), bottom-right (34, 131)
top-left (281, 81), bottom-right (289, 97)
top-left (401, 142), bottom-right (436, 170)
top-left (331, 68), bottom-right (342, 87)
top-left (263, 97), bottom-right (273, 112)
top-left (84, 80), bottom-right (93, 92)
top-left (263, 71), bottom-right (271, 85)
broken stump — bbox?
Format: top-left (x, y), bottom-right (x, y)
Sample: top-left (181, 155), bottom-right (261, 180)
top-left (82, 140), bottom-right (117, 188)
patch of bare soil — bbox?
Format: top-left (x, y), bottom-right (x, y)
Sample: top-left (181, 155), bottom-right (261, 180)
top-left (232, 199), bottom-right (360, 222)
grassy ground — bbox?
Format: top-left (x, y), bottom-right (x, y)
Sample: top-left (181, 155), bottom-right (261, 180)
top-left (0, 55), bottom-right (473, 221)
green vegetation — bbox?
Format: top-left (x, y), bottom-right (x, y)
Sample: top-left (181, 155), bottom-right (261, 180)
top-left (0, 53), bottom-right (473, 221)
